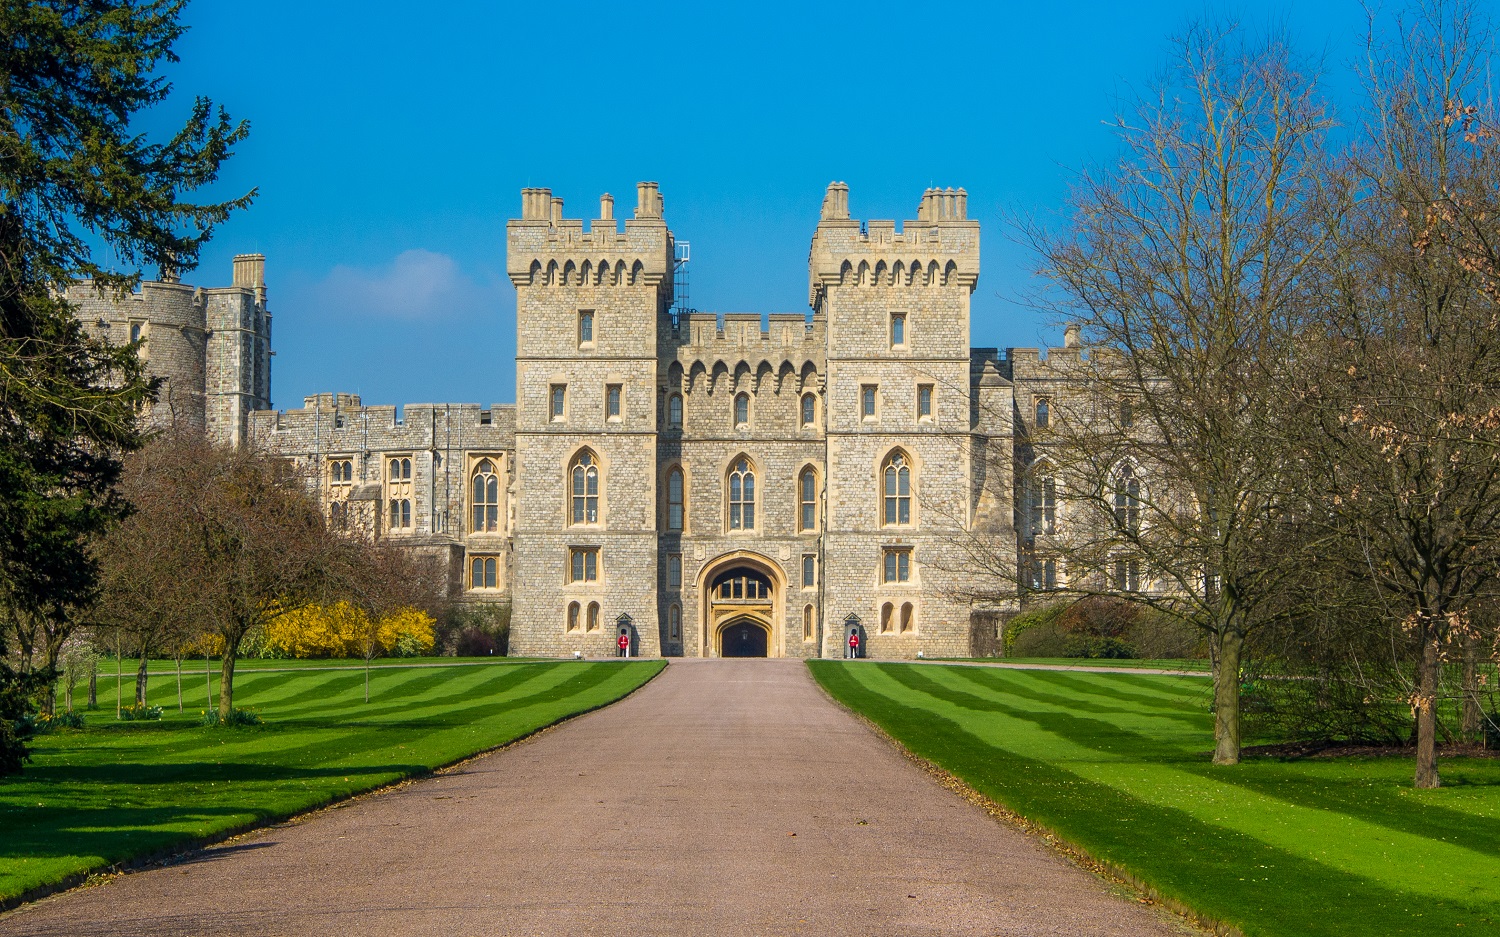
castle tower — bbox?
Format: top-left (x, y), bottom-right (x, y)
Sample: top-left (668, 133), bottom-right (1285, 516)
top-left (507, 184), bottom-right (673, 656)
top-left (204, 253), bottom-right (272, 447)
top-left (809, 183), bottom-right (982, 658)
top-left (66, 277), bottom-right (211, 433)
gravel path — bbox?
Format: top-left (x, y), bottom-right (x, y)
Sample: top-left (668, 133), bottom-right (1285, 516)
top-left (1, 659), bottom-right (1192, 936)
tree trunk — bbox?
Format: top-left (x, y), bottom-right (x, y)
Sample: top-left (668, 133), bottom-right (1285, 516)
top-left (175, 655), bottom-right (183, 712)
top-left (205, 651), bottom-right (213, 712)
top-left (65, 678), bottom-right (73, 713)
top-left (1415, 633), bottom-right (1442, 789)
top-left (135, 653), bottom-right (149, 707)
top-left (1213, 628), bottom-right (1244, 766)
top-left (87, 665), bottom-right (97, 710)
top-left (1461, 634), bottom-right (1481, 745)
top-left (218, 650), bottom-right (237, 721)
top-left (115, 631), bottom-right (123, 718)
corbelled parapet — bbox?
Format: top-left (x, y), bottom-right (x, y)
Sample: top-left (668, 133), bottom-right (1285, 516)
top-left (807, 181), bottom-right (979, 310)
top-left (507, 182), bottom-right (674, 293)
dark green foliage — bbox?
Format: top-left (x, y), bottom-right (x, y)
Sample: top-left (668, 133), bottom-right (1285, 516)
top-left (43, 710), bottom-right (84, 730)
top-left (117, 703), bottom-right (161, 721)
top-left (0, 1), bottom-right (252, 769)
top-left (0, 633), bottom-right (47, 775)
top-left (1064, 635), bottom-right (1138, 659)
top-left (200, 707), bottom-right (261, 728)
top-left (0, 0), bottom-right (253, 291)
top-left (438, 602), bottom-right (511, 657)
top-left (1003, 602), bottom-right (1067, 655)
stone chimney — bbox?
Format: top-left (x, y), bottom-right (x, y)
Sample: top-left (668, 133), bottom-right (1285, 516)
top-left (1064, 323), bottom-right (1081, 348)
top-left (549, 196), bottom-right (564, 226)
top-left (521, 187), bottom-right (553, 220)
top-left (635, 182), bottom-right (663, 219)
top-left (821, 182), bottom-right (850, 221)
top-left (599, 193), bottom-right (614, 221)
top-left (232, 253), bottom-right (265, 290)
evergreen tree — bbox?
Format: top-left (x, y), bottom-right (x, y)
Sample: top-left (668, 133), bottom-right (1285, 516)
top-left (0, 0), bottom-right (252, 774)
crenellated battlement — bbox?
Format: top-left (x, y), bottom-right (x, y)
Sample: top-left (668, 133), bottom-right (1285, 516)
top-left (507, 182), bottom-right (675, 291)
top-left (659, 312), bottom-right (825, 395)
top-left (807, 181), bottom-right (980, 309)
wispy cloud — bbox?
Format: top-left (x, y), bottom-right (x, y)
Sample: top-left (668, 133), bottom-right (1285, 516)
top-left (304, 249), bottom-right (505, 321)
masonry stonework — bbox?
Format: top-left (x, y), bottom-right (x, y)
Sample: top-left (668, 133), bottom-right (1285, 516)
top-left (84, 182), bottom-right (1111, 657)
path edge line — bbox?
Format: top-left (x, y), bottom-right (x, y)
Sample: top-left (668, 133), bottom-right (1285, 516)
top-left (0, 659), bottom-right (668, 917)
top-left (806, 662), bottom-right (1242, 937)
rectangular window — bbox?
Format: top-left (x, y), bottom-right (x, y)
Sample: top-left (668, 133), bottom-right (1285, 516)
top-left (606, 384), bottom-right (622, 419)
top-left (891, 312), bottom-right (906, 347)
top-left (861, 384), bottom-right (877, 419)
top-left (882, 548), bottom-right (911, 584)
top-left (569, 547), bottom-right (599, 583)
top-left (469, 555), bottom-right (498, 589)
top-left (917, 384), bottom-right (933, 419)
top-left (802, 554), bottom-right (816, 589)
top-left (549, 384), bottom-right (567, 421)
top-left (578, 309), bottom-right (594, 345)
top-left (667, 553), bottom-right (682, 589)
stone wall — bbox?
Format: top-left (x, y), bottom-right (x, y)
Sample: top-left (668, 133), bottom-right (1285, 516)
top-left (248, 395), bottom-right (516, 599)
top-left (66, 254), bottom-right (271, 448)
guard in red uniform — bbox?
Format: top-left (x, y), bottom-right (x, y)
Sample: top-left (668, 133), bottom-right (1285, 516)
top-left (847, 630), bottom-right (860, 659)
top-left (617, 633), bottom-right (630, 658)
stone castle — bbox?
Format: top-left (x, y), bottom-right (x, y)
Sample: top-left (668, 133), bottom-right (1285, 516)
top-left (89, 182), bottom-right (1096, 659)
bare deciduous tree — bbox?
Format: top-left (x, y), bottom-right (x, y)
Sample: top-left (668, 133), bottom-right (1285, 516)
top-left (1295, 0), bottom-right (1500, 788)
top-left (1019, 22), bottom-right (1335, 765)
top-left (99, 434), bottom-right (338, 721)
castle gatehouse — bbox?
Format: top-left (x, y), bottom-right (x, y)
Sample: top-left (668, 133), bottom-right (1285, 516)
top-left (89, 181), bottom-right (1107, 659)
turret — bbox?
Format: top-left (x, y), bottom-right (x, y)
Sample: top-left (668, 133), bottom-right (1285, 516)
top-left (808, 181), bottom-right (979, 313)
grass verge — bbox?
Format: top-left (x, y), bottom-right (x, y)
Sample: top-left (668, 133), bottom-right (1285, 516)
top-left (932, 657), bottom-right (1212, 672)
top-left (1, 658), bottom-right (663, 907)
top-left (809, 660), bottom-right (1500, 937)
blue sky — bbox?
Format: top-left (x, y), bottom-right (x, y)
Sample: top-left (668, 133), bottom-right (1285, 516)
top-left (156, 1), bottom-right (1394, 408)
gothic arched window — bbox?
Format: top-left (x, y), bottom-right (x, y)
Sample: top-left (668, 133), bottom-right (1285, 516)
top-left (1114, 464), bottom-right (1141, 532)
top-left (728, 457), bottom-right (755, 530)
top-left (734, 393), bottom-right (750, 428)
top-left (882, 451), bottom-right (912, 526)
top-left (570, 450), bottom-right (600, 525)
top-left (666, 466), bottom-right (685, 531)
top-left (669, 604), bottom-right (682, 641)
top-left (1028, 464), bottom-right (1056, 536)
top-left (799, 468), bottom-right (817, 532)
top-left (471, 458), bottom-right (499, 532)
top-left (801, 393), bottom-right (816, 427)
top-left (667, 393), bottom-right (683, 429)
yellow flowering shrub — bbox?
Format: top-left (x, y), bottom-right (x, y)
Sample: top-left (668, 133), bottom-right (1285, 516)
top-left (265, 602), bottom-right (435, 659)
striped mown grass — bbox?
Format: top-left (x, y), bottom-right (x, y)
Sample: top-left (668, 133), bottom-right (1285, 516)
top-left (810, 660), bottom-right (1500, 937)
top-left (1, 659), bottom-right (663, 906)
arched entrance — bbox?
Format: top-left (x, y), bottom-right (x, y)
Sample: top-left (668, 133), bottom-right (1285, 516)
top-left (720, 618), bottom-right (769, 657)
top-left (698, 552), bottom-right (785, 658)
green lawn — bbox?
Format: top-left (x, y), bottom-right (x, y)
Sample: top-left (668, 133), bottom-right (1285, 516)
top-left (810, 660), bottom-right (1500, 937)
top-left (935, 657), bottom-right (1212, 672)
top-left (1, 658), bottom-right (663, 906)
